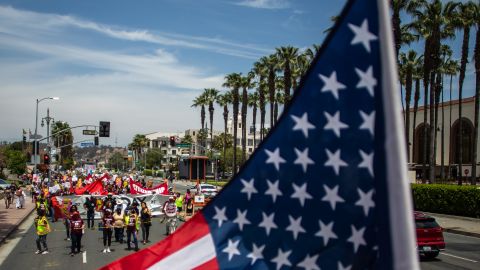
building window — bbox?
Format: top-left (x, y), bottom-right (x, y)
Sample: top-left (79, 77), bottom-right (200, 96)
top-left (172, 150), bottom-right (177, 155)
top-left (248, 148), bottom-right (253, 153)
top-left (450, 118), bottom-right (474, 164)
top-left (193, 131), bottom-right (196, 136)
top-left (248, 139), bottom-right (253, 146)
top-left (162, 150), bottom-right (167, 155)
top-left (239, 123), bottom-right (242, 129)
top-left (236, 139), bottom-right (241, 145)
top-left (413, 123), bottom-right (431, 164)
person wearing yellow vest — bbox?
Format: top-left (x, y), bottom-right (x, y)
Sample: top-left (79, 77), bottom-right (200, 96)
top-left (175, 193), bottom-right (183, 213)
top-left (35, 208), bottom-right (51, 255)
top-left (124, 208), bottom-right (140, 251)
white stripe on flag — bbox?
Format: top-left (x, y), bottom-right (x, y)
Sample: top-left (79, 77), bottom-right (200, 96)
top-left (147, 234), bottom-right (216, 270)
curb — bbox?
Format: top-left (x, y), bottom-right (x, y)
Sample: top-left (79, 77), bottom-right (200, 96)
top-left (443, 228), bottom-right (480, 239)
top-left (0, 207), bottom-right (35, 245)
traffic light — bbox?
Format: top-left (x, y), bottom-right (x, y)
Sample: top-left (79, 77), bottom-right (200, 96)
top-left (43, 154), bottom-right (50, 164)
top-left (94, 136), bottom-right (99, 146)
top-left (99, 121), bottom-right (110, 137)
top-left (22, 135), bottom-right (26, 143)
top-left (169, 136), bottom-right (176, 146)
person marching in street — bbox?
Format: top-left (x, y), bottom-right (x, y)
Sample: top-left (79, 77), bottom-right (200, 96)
top-left (140, 202), bottom-right (152, 244)
top-left (163, 196), bottom-right (177, 235)
top-left (34, 207), bottom-right (51, 255)
top-left (46, 195), bottom-right (55, 222)
top-left (15, 186), bottom-right (25, 209)
top-left (83, 196), bottom-right (95, 229)
top-left (69, 211), bottom-right (84, 257)
top-left (124, 207), bottom-right (140, 251)
top-left (113, 206), bottom-right (124, 244)
top-left (102, 201), bottom-right (114, 253)
top-left (175, 192), bottom-right (183, 217)
top-left (64, 204), bottom-right (78, 241)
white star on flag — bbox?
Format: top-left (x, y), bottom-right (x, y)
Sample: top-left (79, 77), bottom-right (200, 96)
top-left (265, 179), bottom-right (283, 203)
top-left (265, 148), bottom-right (286, 171)
top-left (338, 262), bottom-right (352, 270)
top-left (355, 66), bottom-right (377, 96)
top-left (222, 239), bottom-right (241, 261)
top-left (359, 110), bottom-right (375, 136)
top-left (271, 249), bottom-right (292, 270)
top-left (324, 149), bottom-right (348, 175)
top-left (213, 206), bottom-right (228, 227)
top-left (247, 243), bottom-right (265, 265)
top-left (297, 254), bottom-right (320, 270)
top-left (355, 188), bottom-right (375, 216)
top-left (347, 225), bottom-right (367, 253)
top-left (291, 113), bottom-right (316, 138)
top-left (319, 71), bottom-right (346, 99)
top-left (358, 150), bottom-right (374, 177)
top-left (240, 178), bottom-right (258, 200)
top-left (294, 148), bottom-right (315, 173)
top-left (315, 220), bottom-right (338, 246)
top-left (291, 183), bottom-right (313, 207)
top-left (348, 19), bottom-right (377, 53)
top-left (322, 185), bottom-right (345, 210)
top-left (324, 111), bottom-right (349, 138)
top-left (286, 215), bottom-right (306, 240)
top-left (233, 209), bottom-right (251, 231)
top-left (258, 212), bottom-right (278, 236)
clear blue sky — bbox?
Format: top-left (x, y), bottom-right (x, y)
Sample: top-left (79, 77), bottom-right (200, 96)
top-left (0, 0), bottom-right (475, 146)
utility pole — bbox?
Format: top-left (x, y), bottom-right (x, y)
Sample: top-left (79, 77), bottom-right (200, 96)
top-left (41, 108), bottom-right (54, 185)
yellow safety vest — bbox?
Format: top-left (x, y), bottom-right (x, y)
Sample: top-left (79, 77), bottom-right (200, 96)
top-left (175, 196), bottom-right (183, 208)
top-left (124, 214), bottom-right (140, 231)
top-left (36, 216), bottom-right (50, 235)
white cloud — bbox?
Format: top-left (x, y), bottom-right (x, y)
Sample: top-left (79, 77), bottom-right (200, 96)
top-left (236, 0), bottom-right (290, 9)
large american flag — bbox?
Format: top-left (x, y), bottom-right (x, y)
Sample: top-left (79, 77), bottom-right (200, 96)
top-left (102, 0), bottom-right (418, 269)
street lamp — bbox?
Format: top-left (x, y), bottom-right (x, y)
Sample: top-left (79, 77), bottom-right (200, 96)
top-left (34, 97), bottom-right (60, 177)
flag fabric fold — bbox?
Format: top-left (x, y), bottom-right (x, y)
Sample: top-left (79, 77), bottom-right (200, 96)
top-left (101, 0), bottom-right (419, 269)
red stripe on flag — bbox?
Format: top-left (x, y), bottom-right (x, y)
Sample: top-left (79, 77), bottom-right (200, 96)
top-left (99, 213), bottom-right (215, 270)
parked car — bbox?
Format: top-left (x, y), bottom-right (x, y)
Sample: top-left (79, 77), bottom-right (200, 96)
top-left (0, 179), bottom-right (11, 190)
top-left (415, 211), bottom-right (445, 259)
top-left (196, 183), bottom-right (218, 198)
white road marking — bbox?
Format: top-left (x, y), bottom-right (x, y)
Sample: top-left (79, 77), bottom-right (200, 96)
top-left (0, 213), bottom-right (35, 265)
top-left (83, 251), bottom-right (87, 264)
top-left (441, 252), bottom-right (478, 263)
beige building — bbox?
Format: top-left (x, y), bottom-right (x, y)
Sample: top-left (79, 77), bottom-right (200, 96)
top-left (407, 96), bottom-right (479, 177)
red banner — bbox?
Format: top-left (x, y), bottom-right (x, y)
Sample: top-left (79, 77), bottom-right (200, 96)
top-left (73, 179), bottom-right (108, 195)
top-left (129, 181), bottom-right (169, 195)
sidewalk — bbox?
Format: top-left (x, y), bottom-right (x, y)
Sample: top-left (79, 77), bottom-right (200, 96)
top-left (425, 212), bottom-right (480, 238)
top-left (0, 197), bottom-right (35, 244)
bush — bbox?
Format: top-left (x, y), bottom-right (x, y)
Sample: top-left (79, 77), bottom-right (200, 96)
top-left (412, 184), bottom-right (480, 218)
top-left (143, 169), bottom-right (164, 177)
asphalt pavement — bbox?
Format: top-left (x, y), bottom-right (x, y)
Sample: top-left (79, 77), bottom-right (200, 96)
top-left (0, 214), bottom-right (175, 270)
top-left (420, 232), bottom-right (480, 270)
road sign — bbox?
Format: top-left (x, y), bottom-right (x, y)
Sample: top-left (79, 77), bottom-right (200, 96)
top-left (29, 134), bottom-right (42, 140)
top-left (80, 142), bottom-right (94, 147)
top-left (83, 130), bottom-right (97, 135)
top-left (177, 143), bottom-right (191, 148)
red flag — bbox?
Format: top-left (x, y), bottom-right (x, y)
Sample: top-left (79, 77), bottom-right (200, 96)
top-left (100, 213), bottom-right (217, 270)
top-left (86, 179), bottom-right (108, 195)
top-left (129, 181), bottom-right (169, 195)
top-left (51, 196), bottom-right (72, 220)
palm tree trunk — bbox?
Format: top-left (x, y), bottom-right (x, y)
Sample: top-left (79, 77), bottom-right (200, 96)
top-left (223, 105), bottom-right (229, 178)
top-left (284, 63), bottom-right (291, 105)
top-left (405, 70), bottom-right (413, 163)
top-left (429, 72), bottom-right (436, 183)
top-left (268, 69), bottom-right (275, 131)
top-left (274, 101), bottom-right (278, 123)
top-left (233, 88), bottom-right (239, 173)
top-left (422, 78), bottom-right (429, 184)
top-left (241, 87), bottom-right (248, 164)
top-left (253, 105), bottom-right (257, 149)
top-left (433, 72), bottom-right (441, 182)
top-left (412, 78), bottom-right (420, 163)
top-left (209, 103), bottom-right (214, 151)
top-left (259, 81), bottom-right (266, 141)
top-left (458, 25), bottom-right (470, 186)
top-left (472, 26), bottom-right (479, 186)
top-left (201, 105), bottom-right (206, 155)
top-left (449, 74), bottom-right (453, 180)
top-left (401, 83), bottom-right (406, 124)
top-left (441, 74), bottom-right (445, 181)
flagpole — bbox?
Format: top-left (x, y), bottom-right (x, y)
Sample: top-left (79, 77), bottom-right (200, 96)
top-left (377, 0), bottom-right (419, 269)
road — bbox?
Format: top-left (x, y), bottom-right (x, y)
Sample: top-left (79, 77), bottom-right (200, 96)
top-left (420, 232), bottom-right (480, 270)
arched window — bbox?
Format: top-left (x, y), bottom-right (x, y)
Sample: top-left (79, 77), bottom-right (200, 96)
top-left (413, 123), bottom-right (431, 164)
top-left (450, 118), bottom-right (474, 164)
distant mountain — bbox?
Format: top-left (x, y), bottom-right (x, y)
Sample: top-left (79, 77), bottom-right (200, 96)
top-left (74, 145), bottom-right (127, 164)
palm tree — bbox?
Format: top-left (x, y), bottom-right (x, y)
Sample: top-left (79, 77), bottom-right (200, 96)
top-left (248, 91), bottom-right (259, 150)
top-left (276, 46), bottom-right (299, 105)
top-left (411, 0), bottom-right (458, 183)
top-left (453, 1), bottom-right (475, 185)
top-left (266, 54), bottom-right (279, 131)
top-left (444, 59), bottom-right (460, 179)
top-left (223, 73), bottom-right (242, 172)
top-left (400, 50), bottom-right (422, 162)
top-left (274, 76), bottom-right (285, 123)
top-left (203, 88), bottom-right (219, 149)
top-left (240, 73), bottom-right (255, 163)
top-left (252, 58), bottom-right (269, 140)
top-left (304, 44), bottom-right (321, 63)
top-left (216, 91), bottom-right (232, 176)
top-left (391, 0), bottom-right (421, 59)
top-left (52, 121), bottom-right (74, 169)
top-left (129, 134), bottom-right (150, 167)
top-left (191, 93), bottom-right (208, 155)
top-left (471, 3), bottom-right (480, 185)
